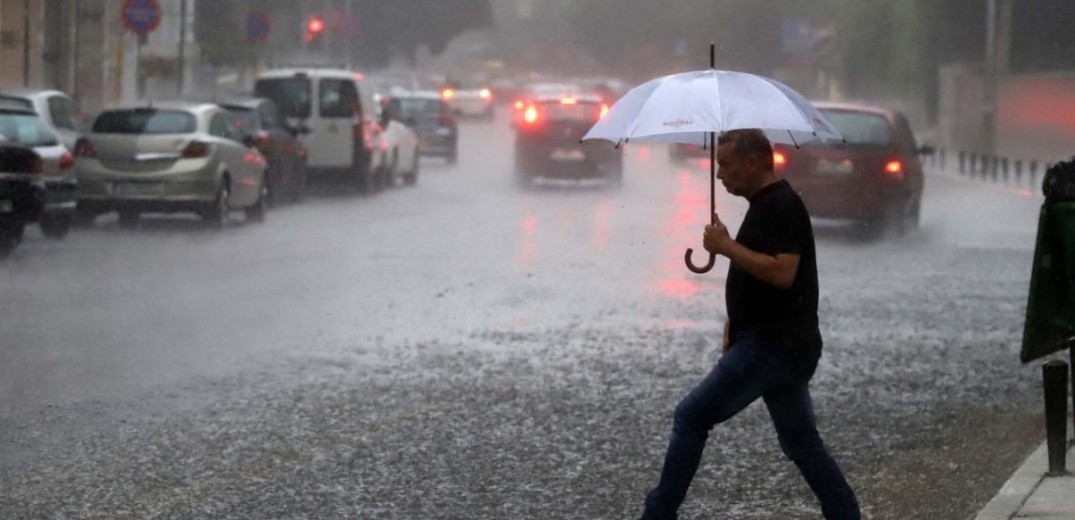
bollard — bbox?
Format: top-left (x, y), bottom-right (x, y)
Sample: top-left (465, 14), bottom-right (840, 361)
top-left (1043, 359), bottom-right (1069, 475)
top-left (940, 148), bottom-right (946, 170)
top-left (959, 151), bottom-right (966, 174)
top-left (1016, 160), bottom-right (1024, 185)
top-left (1002, 158), bottom-right (1010, 183)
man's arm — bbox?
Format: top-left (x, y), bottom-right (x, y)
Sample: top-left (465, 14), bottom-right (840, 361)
top-left (703, 214), bottom-right (800, 290)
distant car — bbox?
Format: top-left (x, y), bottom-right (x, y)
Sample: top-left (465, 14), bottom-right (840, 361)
top-left (373, 94), bottom-right (420, 187)
top-left (0, 88), bottom-right (90, 152)
top-left (440, 82), bottom-right (494, 119)
top-left (0, 143), bottom-right (44, 257)
top-left (219, 97), bottom-right (308, 205)
top-left (0, 101), bottom-right (76, 238)
top-left (74, 102), bottom-right (268, 229)
top-left (513, 93), bottom-right (621, 187)
top-left (383, 90), bottom-right (457, 164)
top-left (775, 102), bottom-right (933, 236)
top-left (669, 141), bottom-right (711, 164)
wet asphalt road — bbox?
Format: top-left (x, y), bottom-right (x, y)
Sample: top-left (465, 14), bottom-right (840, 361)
top-left (0, 112), bottom-right (1051, 519)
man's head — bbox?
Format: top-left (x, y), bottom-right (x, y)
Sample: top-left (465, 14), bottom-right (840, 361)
top-left (716, 129), bottom-right (775, 198)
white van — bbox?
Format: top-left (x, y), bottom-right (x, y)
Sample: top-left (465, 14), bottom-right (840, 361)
top-left (254, 68), bottom-right (385, 190)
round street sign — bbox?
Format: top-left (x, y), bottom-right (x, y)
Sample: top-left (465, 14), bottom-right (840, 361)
top-left (246, 9), bottom-right (272, 44)
top-left (121, 0), bottom-right (162, 37)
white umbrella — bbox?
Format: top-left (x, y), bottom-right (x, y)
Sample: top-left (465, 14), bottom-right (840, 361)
top-left (583, 47), bottom-right (842, 273)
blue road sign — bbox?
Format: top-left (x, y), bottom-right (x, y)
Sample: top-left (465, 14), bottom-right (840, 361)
top-left (121, 0), bottom-right (162, 36)
top-left (246, 9), bottom-right (272, 44)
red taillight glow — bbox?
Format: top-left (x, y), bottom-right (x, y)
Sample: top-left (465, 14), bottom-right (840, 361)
top-left (884, 160), bottom-right (903, 176)
top-left (773, 151), bottom-right (787, 168)
top-left (479, 88), bottom-right (492, 100)
top-left (599, 104), bottom-right (610, 118)
top-left (74, 139), bottom-right (96, 159)
top-left (513, 100), bottom-right (524, 110)
top-left (182, 141), bottom-right (211, 158)
top-left (255, 133), bottom-right (272, 149)
top-left (523, 105), bottom-right (539, 124)
top-left (59, 152), bottom-right (75, 170)
top-left (442, 88), bottom-right (455, 100)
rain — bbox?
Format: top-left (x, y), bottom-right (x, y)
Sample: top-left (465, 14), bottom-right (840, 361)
top-left (1, 1), bottom-right (1073, 518)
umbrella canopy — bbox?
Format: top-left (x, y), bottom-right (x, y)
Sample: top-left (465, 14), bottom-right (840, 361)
top-left (583, 69), bottom-right (842, 146)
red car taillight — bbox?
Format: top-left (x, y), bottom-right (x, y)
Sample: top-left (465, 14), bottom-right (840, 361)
top-left (773, 151), bottom-right (787, 169)
top-left (182, 141), bottom-right (211, 158)
top-left (73, 138), bottom-right (96, 159)
top-left (883, 159), bottom-right (904, 179)
top-left (255, 132), bottom-right (272, 149)
top-left (523, 105), bottom-right (539, 125)
top-left (59, 151), bottom-right (75, 170)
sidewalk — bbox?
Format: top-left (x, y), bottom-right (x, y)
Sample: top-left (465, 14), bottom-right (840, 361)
top-left (974, 437), bottom-right (1074, 520)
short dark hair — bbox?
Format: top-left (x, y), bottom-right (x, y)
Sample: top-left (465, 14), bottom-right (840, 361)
top-left (718, 129), bottom-right (773, 170)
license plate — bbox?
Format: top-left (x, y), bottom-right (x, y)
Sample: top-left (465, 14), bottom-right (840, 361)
top-left (111, 182), bottom-right (163, 197)
top-left (0, 200), bottom-right (11, 213)
top-left (550, 148), bottom-right (586, 161)
top-left (815, 158), bottom-right (854, 175)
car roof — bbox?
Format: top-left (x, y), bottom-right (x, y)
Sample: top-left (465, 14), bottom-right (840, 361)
top-left (812, 101), bottom-right (900, 119)
top-left (386, 89), bottom-right (442, 100)
top-left (100, 101), bottom-right (218, 114)
top-left (217, 97), bottom-right (272, 110)
top-left (0, 100), bottom-right (38, 115)
top-left (531, 92), bottom-right (604, 104)
top-left (0, 88), bottom-right (69, 100)
top-left (257, 68), bottom-right (360, 80)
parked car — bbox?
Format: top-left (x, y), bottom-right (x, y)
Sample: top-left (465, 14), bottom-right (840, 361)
top-left (254, 68), bottom-right (386, 191)
top-left (0, 88), bottom-right (90, 152)
top-left (0, 100), bottom-right (76, 238)
top-left (219, 97), bottom-right (308, 205)
top-left (373, 93), bottom-right (420, 187)
top-left (0, 143), bottom-right (44, 257)
top-left (513, 92), bottom-right (621, 187)
top-left (74, 101), bottom-right (268, 229)
top-left (382, 90), bottom-right (456, 164)
top-left (774, 101), bottom-right (933, 236)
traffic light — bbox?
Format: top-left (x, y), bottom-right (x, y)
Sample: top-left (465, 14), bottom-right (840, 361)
top-left (305, 15), bottom-right (326, 43)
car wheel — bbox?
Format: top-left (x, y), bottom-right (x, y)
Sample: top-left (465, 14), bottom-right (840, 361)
top-left (203, 180), bottom-right (230, 229)
top-left (384, 150), bottom-right (399, 189)
top-left (39, 214), bottom-right (72, 239)
top-left (263, 171), bottom-right (277, 207)
top-left (0, 220), bottom-right (24, 258)
top-left (245, 180), bottom-right (267, 223)
top-left (353, 153), bottom-right (375, 194)
top-left (118, 210), bottom-right (139, 230)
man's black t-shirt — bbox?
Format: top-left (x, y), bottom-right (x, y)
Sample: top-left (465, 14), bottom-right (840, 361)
top-left (725, 179), bottom-right (822, 352)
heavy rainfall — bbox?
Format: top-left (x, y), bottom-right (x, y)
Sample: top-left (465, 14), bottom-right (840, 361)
top-left (0, 1), bottom-right (1072, 518)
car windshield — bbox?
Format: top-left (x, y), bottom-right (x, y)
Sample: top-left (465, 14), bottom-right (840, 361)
top-left (255, 77), bottom-right (312, 119)
top-left (537, 99), bottom-right (601, 121)
top-left (224, 107), bottom-right (261, 133)
top-left (393, 98), bottom-right (443, 120)
top-left (819, 110), bottom-right (892, 146)
top-left (0, 112), bottom-right (58, 146)
top-left (92, 110), bottom-right (197, 134)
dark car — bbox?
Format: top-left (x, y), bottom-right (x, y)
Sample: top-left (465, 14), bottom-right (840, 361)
top-left (0, 100), bottom-right (76, 238)
top-left (774, 102), bottom-right (932, 236)
top-left (0, 143), bottom-right (44, 257)
top-left (220, 98), bottom-right (308, 204)
top-left (384, 90), bottom-right (457, 164)
top-left (513, 93), bottom-right (621, 187)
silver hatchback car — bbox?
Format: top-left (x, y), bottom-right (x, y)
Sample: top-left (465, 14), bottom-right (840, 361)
top-left (75, 102), bottom-right (268, 228)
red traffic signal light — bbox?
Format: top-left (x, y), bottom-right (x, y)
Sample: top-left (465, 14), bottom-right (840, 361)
top-left (305, 16), bottom-right (325, 42)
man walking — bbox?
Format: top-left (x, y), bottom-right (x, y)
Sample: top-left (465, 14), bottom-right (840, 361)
top-left (639, 129), bottom-right (861, 519)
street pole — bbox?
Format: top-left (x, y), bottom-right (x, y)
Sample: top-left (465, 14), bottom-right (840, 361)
top-left (983, 0), bottom-right (997, 171)
top-left (177, 0), bottom-right (187, 96)
top-left (344, 0), bottom-right (353, 68)
top-left (23, 0), bottom-right (31, 86)
top-left (73, 0), bottom-right (82, 99)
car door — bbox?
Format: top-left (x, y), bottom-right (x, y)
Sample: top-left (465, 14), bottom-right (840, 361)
top-left (313, 77), bottom-right (357, 169)
top-left (208, 112), bottom-right (258, 207)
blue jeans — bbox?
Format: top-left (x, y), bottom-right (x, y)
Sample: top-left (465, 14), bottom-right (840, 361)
top-left (642, 336), bottom-right (861, 520)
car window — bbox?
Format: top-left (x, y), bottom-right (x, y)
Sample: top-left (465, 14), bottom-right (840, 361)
top-left (258, 102), bottom-right (280, 129)
top-left (0, 112), bottom-right (59, 146)
top-left (93, 110), bottom-right (196, 134)
top-left (226, 107), bottom-right (261, 133)
top-left (255, 77), bottom-right (312, 119)
top-left (320, 78), bottom-right (358, 118)
top-left (48, 97), bottom-right (73, 130)
top-left (895, 114), bottom-right (919, 155)
top-left (209, 113), bottom-right (233, 139)
top-left (819, 110), bottom-right (892, 146)
top-left (536, 99), bottom-right (603, 122)
top-left (393, 98), bottom-right (444, 120)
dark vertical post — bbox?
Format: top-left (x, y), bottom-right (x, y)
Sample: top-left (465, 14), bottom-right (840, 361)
top-left (1043, 360), bottom-right (1069, 475)
top-left (177, 0), bottom-right (187, 96)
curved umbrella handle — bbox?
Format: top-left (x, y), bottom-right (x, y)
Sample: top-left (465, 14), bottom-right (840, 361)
top-left (684, 247), bottom-right (716, 274)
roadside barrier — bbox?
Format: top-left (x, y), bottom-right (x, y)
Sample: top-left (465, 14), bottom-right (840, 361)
top-left (923, 148), bottom-right (1064, 190)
